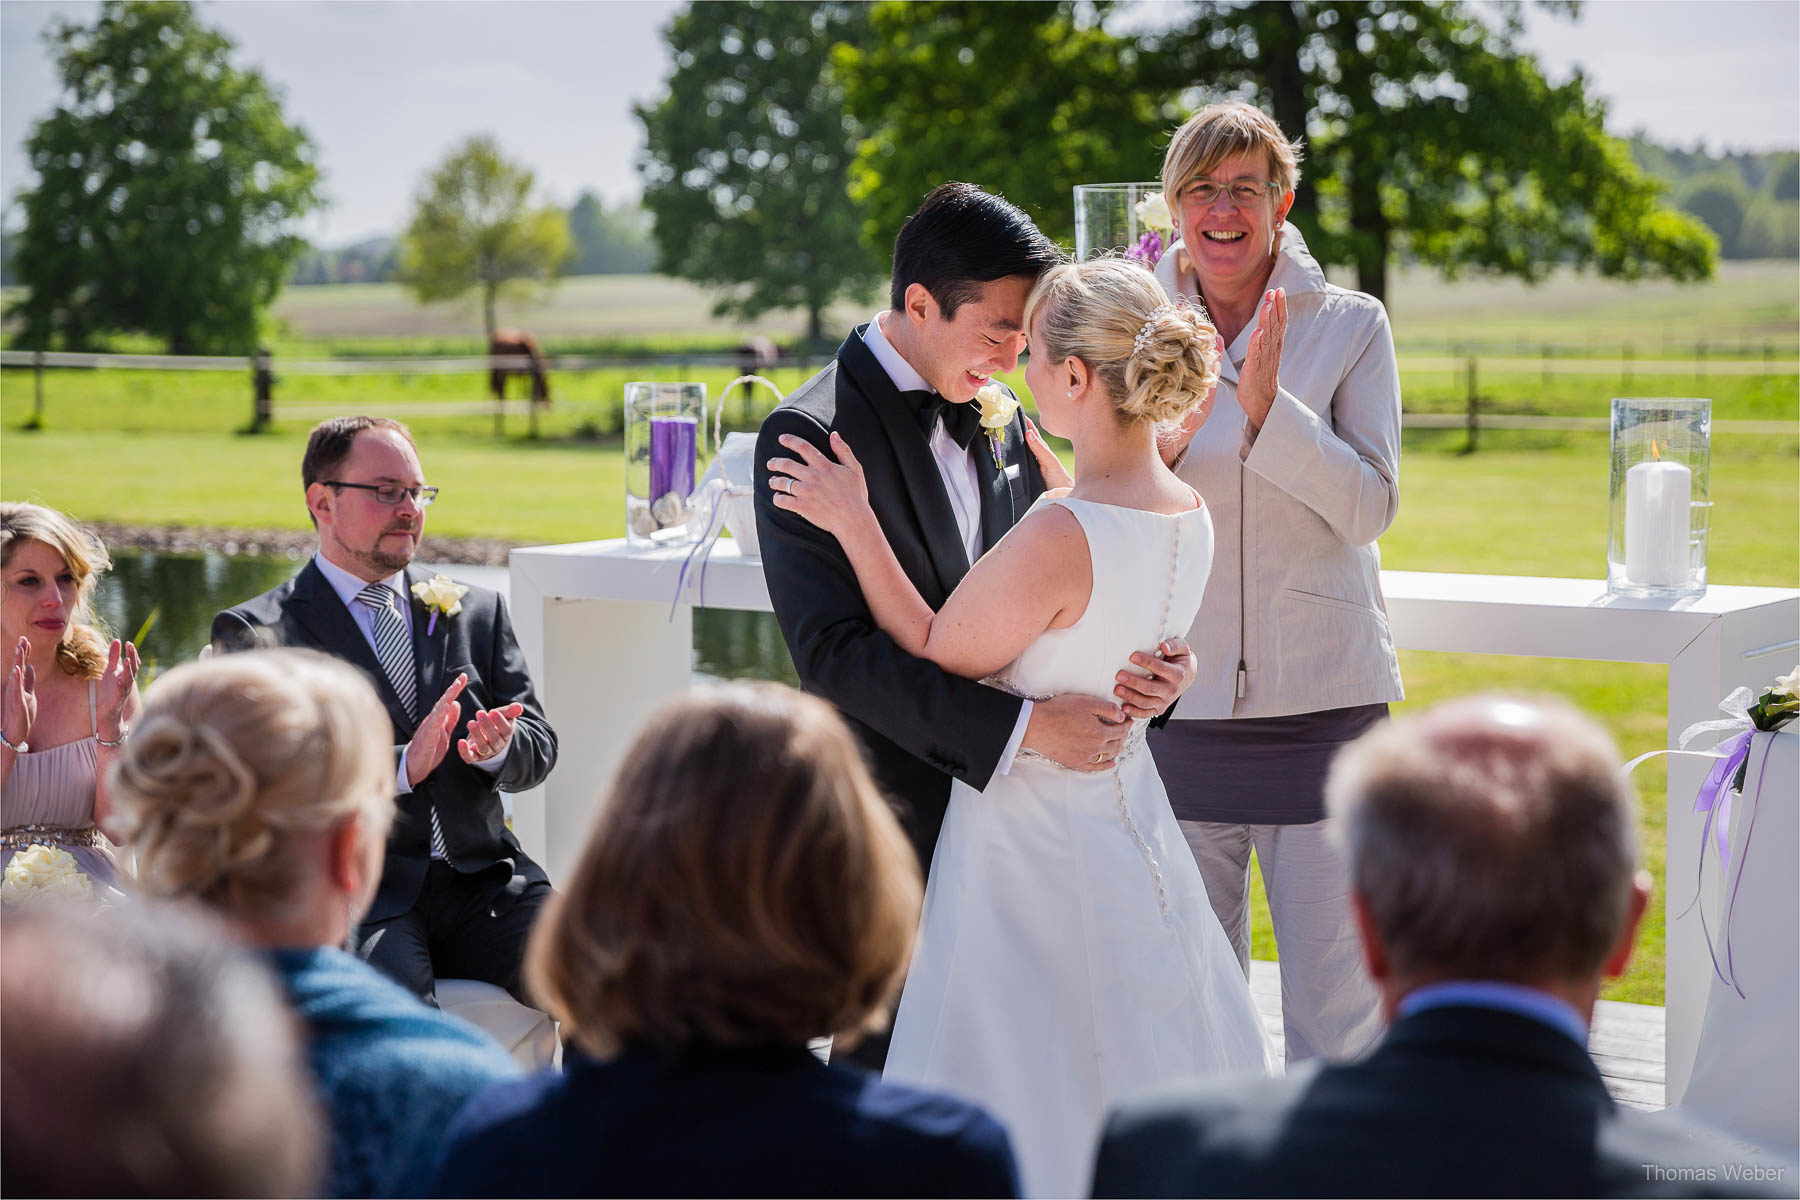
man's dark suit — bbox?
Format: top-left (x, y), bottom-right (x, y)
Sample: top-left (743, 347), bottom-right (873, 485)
top-left (754, 327), bottom-right (1047, 869)
top-left (1091, 1004), bottom-right (1788, 1198)
top-left (212, 559), bottom-right (556, 1001)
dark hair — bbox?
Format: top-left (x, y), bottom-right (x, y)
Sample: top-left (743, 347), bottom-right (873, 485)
top-left (300, 416), bottom-right (416, 528)
top-left (1, 902), bottom-right (324, 1197)
top-left (527, 682), bottom-right (921, 1057)
top-left (890, 182), bottom-right (1063, 316)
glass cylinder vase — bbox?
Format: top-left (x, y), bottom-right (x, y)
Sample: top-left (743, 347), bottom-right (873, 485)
top-left (1607, 397), bottom-right (1711, 599)
top-left (624, 381), bottom-right (706, 546)
top-left (1073, 182), bottom-right (1173, 265)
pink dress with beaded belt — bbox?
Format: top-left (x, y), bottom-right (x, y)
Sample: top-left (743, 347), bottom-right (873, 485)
top-left (2, 682), bottom-right (122, 894)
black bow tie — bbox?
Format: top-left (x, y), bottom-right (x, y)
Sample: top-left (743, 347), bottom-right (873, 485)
top-left (901, 389), bottom-right (984, 451)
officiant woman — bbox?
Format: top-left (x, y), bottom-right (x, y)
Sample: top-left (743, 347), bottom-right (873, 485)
top-left (1147, 101), bottom-right (1403, 1064)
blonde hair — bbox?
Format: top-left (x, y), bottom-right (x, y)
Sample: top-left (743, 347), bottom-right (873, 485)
top-left (1161, 101), bottom-right (1303, 208)
top-left (0, 501), bottom-right (113, 680)
top-left (1023, 258), bottom-right (1221, 426)
top-left (528, 682), bottom-right (922, 1058)
top-left (109, 649), bottom-right (395, 921)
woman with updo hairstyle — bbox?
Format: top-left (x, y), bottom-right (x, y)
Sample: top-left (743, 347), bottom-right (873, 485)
top-left (108, 648), bottom-right (519, 1199)
top-left (766, 257), bottom-right (1273, 1199)
top-left (2, 501), bottom-right (140, 898)
top-left (433, 681), bottom-right (1019, 1199)
top-left (1148, 100), bottom-right (1402, 1067)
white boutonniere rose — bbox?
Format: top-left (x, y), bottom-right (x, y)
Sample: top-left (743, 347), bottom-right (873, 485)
top-left (411, 574), bottom-right (470, 636)
top-left (1, 843), bottom-right (94, 909)
top-left (975, 383), bottom-right (1019, 468)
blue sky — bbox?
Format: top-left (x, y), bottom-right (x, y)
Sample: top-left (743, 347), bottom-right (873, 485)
top-left (3, 0), bottom-right (1796, 247)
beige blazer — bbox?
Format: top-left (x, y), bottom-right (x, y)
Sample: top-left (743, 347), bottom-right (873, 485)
top-left (1155, 224), bottom-right (1405, 718)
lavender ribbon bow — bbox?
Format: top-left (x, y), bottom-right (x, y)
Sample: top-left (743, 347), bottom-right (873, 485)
top-left (1622, 687), bottom-right (1766, 998)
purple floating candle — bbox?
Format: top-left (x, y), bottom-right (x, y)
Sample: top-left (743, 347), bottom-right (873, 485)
top-left (649, 415), bottom-right (697, 502)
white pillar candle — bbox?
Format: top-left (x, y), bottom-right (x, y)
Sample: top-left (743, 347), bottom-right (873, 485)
top-left (1625, 460), bottom-right (1692, 586)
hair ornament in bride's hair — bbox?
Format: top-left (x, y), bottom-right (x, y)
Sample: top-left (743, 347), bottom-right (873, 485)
top-left (1132, 303), bottom-right (1178, 356)
top-left (1132, 296), bottom-right (1214, 358)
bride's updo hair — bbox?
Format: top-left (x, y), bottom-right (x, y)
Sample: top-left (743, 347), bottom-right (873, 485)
top-left (1023, 258), bottom-right (1221, 427)
top-left (110, 649), bottom-right (394, 920)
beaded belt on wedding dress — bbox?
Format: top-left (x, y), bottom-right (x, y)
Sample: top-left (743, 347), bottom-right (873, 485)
top-left (2, 824), bottom-right (102, 853)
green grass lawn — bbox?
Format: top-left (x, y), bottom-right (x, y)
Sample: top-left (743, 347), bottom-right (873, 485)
top-left (3, 341), bottom-right (1795, 1008)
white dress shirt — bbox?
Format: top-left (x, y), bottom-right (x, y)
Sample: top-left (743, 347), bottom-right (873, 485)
top-left (861, 314), bottom-right (1030, 775)
top-left (313, 554), bottom-right (511, 793)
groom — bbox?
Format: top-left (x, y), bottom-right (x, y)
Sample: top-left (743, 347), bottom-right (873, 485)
top-left (755, 184), bottom-right (1197, 1063)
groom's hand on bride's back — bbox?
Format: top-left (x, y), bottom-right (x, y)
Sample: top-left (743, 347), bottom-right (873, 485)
top-left (1023, 695), bottom-right (1130, 772)
top-left (1114, 637), bottom-right (1197, 720)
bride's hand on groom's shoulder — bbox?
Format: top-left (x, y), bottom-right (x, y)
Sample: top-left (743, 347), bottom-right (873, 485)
top-left (1023, 417), bottom-right (1073, 491)
top-left (768, 432), bottom-right (875, 541)
top-left (1114, 637), bottom-right (1198, 720)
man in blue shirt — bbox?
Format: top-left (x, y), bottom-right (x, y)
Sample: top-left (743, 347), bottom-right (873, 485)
top-left (1092, 695), bottom-right (1790, 1198)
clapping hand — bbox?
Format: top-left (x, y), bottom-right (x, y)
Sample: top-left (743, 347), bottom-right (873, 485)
top-left (459, 703), bottom-right (523, 764)
top-left (1236, 287), bottom-right (1287, 431)
top-left (405, 673), bottom-right (468, 786)
top-left (4, 637), bottom-right (35, 751)
top-left (768, 432), bottom-right (875, 540)
top-left (95, 639), bottom-right (140, 742)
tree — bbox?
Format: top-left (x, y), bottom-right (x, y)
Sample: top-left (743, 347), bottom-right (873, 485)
top-left (566, 191), bottom-right (656, 275)
top-left (8, 1), bottom-right (320, 353)
top-left (398, 136), bottom-right (572, 340)
top-left (838, 1), bottom-right (1170, 251)
top-left (637, 1), bottom-right (881, 344)
top-left (841, 1), bottom-right (1715, 304)
top-left (1679, 172), bottom-right (1750, 259)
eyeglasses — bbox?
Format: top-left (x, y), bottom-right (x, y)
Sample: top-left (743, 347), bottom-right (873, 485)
top-left (1179, 178), bottom-right (1280, 209)
top-left (322, 481), bottom-right (439, 507)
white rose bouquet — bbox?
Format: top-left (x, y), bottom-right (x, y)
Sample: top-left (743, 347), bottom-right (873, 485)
top-left (1, 843), bottom-right (95, 909)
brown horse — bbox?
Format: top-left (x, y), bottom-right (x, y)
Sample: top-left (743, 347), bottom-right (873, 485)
top-left (489, 329), bottom-right (551, 406)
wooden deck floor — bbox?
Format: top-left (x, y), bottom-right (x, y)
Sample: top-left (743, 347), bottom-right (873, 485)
top-left (1248, 960), bottom-right (1667, 1111)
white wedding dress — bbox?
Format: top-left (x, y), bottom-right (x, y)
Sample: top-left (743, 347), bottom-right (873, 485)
top-left (884, 496), bottom-right (1276, 1199)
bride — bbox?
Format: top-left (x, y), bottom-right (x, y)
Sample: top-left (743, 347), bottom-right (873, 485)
top-left (768, 257), bottom-right (1275, 1197)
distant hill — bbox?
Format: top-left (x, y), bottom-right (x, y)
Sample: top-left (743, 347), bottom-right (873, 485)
top-left (1631, 137), bottom-right (1799, 259)
top-left (289, 236), bottom-right (399, 286)
top-left (287, 190), bottom-right (656, 287)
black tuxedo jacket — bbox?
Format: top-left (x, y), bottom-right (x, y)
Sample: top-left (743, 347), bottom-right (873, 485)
top-left (1092, 1004), bottom-right (1789, 1198)
top-left (754, 327), bottom-right (1047, 865)
top-left (211, 560), bottom-right (556, 922)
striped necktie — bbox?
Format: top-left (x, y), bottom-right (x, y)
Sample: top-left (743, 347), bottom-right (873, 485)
top-left (356, 583), bottom-right (448, 862)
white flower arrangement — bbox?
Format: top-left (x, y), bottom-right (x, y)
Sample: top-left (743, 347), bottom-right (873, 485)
top-left (1746, 665), bottom-right (1799, 734)
top-left (1, 843), bottom-right (95, 909)
top-left (1134, 192), bottom-right (1175, 237)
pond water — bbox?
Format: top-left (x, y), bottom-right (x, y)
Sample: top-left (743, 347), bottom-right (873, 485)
top-left (95, 549), bottom-right (800, 688)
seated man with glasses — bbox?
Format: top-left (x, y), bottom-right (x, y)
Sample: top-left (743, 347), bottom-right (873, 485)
top-left (212, 416), bottom-right (558, 1010)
